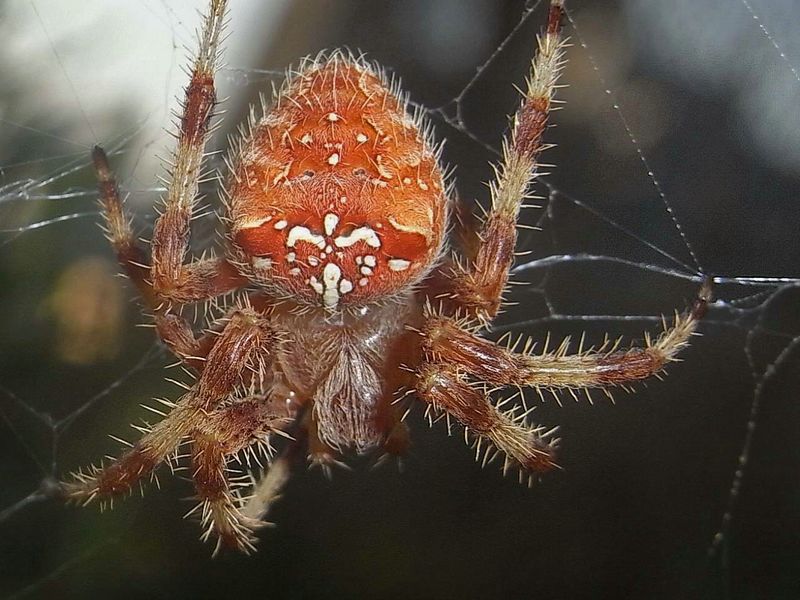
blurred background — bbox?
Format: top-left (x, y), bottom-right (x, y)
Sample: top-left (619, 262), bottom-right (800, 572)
top-left (1, 0), bottom-right (799, 598)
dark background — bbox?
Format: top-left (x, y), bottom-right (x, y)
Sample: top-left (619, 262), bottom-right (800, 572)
top-left (1, 1), bottom-right (799, 598)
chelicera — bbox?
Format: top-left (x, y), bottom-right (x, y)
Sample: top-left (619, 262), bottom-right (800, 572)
top-left (64, 0), bottom-right (709, 553)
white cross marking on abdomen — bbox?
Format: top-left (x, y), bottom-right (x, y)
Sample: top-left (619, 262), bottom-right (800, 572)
top-left (286, 225), bottom-right (326, 249)
top-left (333, 226), bottom-right (381, 249)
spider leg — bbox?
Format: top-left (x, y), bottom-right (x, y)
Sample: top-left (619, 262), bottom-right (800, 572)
top-left (413, 283), bottom-right (710, 476)
top-left (93, 146), bottom-right (243, 309)
top-left (93, 144), bottom-right (243, 372)
top-left (93, 146), bottom-right (154, 305)
top-left (189, 396), bottom-right (294, 554)
top-left (415, 361), bottom-right (558, 476)
top-left (240, 442), bottom-right (301, 529)
top-left (150, 0), bottom-right (246, 306)
top-left (235, 413), bottom-right (311, 536)
top-left (153, 290), bottom-right (276, 373)
top-left (444, 0), bottom-right (566, 322)
top-left (63, 308), bottom-right (275, 505)
top-left (154, 312), bottom-right (222, 371)
top-left (94, 0), bottom-right (245, 314)
top-left (93, 3), bottom-right (248, 371)
top-left (155, 298), bottom-right (271, 373)
top-left (419, 284), bottom-right (710, 394)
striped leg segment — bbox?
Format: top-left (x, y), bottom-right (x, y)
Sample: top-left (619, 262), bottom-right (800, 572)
top-left (419, 285), bottom-right (709, 394)
top-left (413, 283), bottom-right (710, 477)
top-left (190, 396), bottom-right (293, 553)
top-left (64, 310), bottom-right (275, 506)
top-left (149, 0), bottom-right (246, 305)
top-left (415, 362), bottom-right (559, 479)
top-left (448, 0), bottom-right (567, 322)
top-left (415, 1), bottom-right (569, 477)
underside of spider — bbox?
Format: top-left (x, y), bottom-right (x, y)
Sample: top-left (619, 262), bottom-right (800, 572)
top-left (63, 0), bottom-right (710, 554)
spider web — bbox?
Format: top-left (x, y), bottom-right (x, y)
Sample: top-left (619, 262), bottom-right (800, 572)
top-left (0, 0), bottom-right (798, 598)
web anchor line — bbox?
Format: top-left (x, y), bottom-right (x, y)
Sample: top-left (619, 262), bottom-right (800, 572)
top-left (708, 287), bottom-right (800, 560)
top-left (564, 8), bottom-right (704, 276)
top-left (740, 0), bottom-right (800, 85)
top-left (412, 0), bottom-right (705, 279)
top-left (430, 0), bottom-right (544, 127)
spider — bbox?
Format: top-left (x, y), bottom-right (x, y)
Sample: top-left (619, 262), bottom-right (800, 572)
top-left (64, 0), bottom-right (710, 554)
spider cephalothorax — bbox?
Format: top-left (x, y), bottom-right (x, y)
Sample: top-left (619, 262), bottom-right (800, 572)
top-left (64, 0), bottom-right (709, 554)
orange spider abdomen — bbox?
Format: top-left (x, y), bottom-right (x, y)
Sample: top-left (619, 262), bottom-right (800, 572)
top-left (228, 54), bottom-right (447, 309)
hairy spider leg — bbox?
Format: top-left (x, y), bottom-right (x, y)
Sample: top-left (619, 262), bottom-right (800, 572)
top-left (415, 360), bottom-right (559, 479)
top-left (92, 0), bottom-right (244, 367)
top-left (93, 147), bottom-right (241, 372)
top-left (445, 0), bottom-right (567, 323)
top-left (63, 310), bottom-right (282, 542)
top-left (409, 0), bottom-right (567, 478)
top-left (413, 0), bottom-right (711, 478)
top-left (420, 286), bottom-right (710, 395)
top-left (190, 394), bottom-right (294, 554)
top-left (240, 437), bottom-right (305, 528)
top-left (92, 145), bottom-right (153, 304)
top-left (148, 0), bottom-right (244, 306)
